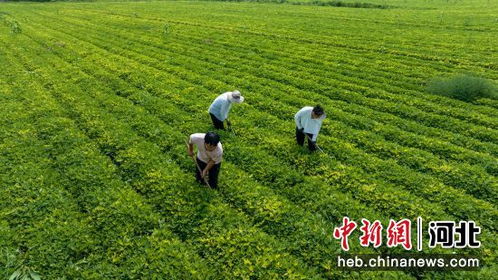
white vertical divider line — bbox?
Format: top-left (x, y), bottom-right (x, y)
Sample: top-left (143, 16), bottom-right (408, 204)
top-left (417, 217), bottom-right (423, 251)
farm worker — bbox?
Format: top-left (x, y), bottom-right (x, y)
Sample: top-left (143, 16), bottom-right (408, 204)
top-left (294, 105), bottom-right (326, 151)
top-left (187, 132), bottom-right (223, 189)
top-left (208, 90), bottom-right (245, 129)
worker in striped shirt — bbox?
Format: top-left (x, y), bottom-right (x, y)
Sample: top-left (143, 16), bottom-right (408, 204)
top-left (208, 90), bottom-right (245, 130)
top-left (294, 105), bottom-right (326, 151)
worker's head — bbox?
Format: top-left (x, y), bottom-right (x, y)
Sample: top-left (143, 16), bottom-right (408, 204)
top-left (204, 132), bottom-right (220, 151)
top-left (229, 90), bottom-right (245, 104)
top-left (311, 105), bottom-right (325, 119)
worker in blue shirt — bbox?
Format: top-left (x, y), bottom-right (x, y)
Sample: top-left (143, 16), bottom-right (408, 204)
top-left (208, 90), bottom-right (245, 130)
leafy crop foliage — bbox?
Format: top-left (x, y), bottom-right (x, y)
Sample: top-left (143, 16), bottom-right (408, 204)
top-left (0, 0), bottom-right (497, 279)
top-left (0, 13), bottom-right (22, 33)
top-left (8, 266), bottom-right (40, 280)
top-left (201, 0), bottom-right (390, 9)
top-left (427, 74), bottom-right (498, 102)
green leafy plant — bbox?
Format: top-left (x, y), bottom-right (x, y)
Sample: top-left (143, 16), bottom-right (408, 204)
top-left (163, 23), bottom-right (171, 37)
top-left (427, 74), bottom-right (498, 102)
top-left (1, 14), bottom-right (22, 34)
top-left (9, 266), bottom-right (40, 280)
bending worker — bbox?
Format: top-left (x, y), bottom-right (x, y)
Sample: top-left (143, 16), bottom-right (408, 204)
top-left (208, 90), bottom-right (245, 129)
top-left (187, 132), bottom-right (223, 189)
top-left (294, 105), bottom-right (326, 151)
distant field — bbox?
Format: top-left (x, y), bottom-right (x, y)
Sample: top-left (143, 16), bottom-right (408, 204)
top-left (0, 0), bottom-right (497, 279)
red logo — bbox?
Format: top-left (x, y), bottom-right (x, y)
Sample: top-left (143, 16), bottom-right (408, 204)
top-left (333, 217), bottom-right (357, 251)
top-left (359, 219), bottom-right (383, 248)
top-left (386, 219), bottom-right (412, 250)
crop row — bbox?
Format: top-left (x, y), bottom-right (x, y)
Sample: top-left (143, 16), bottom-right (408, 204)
top-left (61, 7), bottom-right (498, 125)
top-left (20, 6), bottom-right (495, 195)
top-left (4, 27), bottom-right (411, 279)
top-left (24, 19), bottom-right (498, 276)
top-left (41, 9), bottom-right (498, 161)
top-left (0, 40), bottom-right (218, 279)
top-left (19, 14), bottom-right (493, 278)
top-left (29, 11), bottom-right (498, 209)
top-left (23, 9), bottom-right (498, 231)
top-left (4, 37), bottom-right (339, 279)
top-left (72, 4), bottom-right (497, 77)
top-left (18, 10), bottom-right (498, 260)
top-left (0, 57), bottom-right (89, 278)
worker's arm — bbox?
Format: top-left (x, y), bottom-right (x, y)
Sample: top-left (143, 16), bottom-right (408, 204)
top-left (294, 110), bottom-right (303, 130)
top-left (202, 160), bottom-right (216, 177)
top-left (187, 135), bottom-right (195, 157)
top-left (312, 117), bottom-right (325, 142)
top-left (187, 143), bottom-right (194, 157)
top-left (312, 124), bottom-right (322, 141)
top-left (311, 133), bottom-right (318, 142)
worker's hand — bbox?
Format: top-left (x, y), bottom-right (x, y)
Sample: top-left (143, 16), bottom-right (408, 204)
top-left (187, 149), bottom-right (194, 157)
top-left (310, 141), bottom-right (317, 151)
top-left (201, 168), bottom-right (209, 178)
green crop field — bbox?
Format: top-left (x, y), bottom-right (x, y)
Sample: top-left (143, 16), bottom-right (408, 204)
top-left (0, 0), bottom-right (497, 279)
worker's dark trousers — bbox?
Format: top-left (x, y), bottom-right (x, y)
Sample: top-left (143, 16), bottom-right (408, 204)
top-left (210, 113), bottom-right (225, 130)
top-left (296, 127), bottom-right (317, 151)
top-left (195, 157), bottom-right (221, 189)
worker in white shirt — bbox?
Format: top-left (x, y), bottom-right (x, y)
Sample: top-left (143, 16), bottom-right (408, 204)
top-left (208, 90), bottom-right (245, 130)
top-left (187, 132), bottom-right (223, 189)
top-left (294, 105), bottom-right (326, 151)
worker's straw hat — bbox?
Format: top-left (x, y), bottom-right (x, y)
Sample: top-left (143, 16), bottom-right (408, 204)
top-left (229, 90), bottom-right (244, 103)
